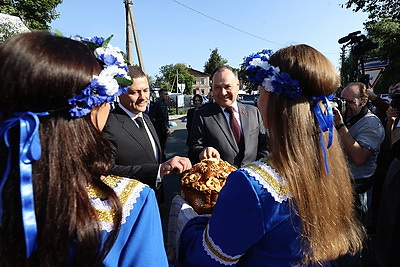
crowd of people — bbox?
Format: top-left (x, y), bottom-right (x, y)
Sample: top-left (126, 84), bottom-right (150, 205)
top-left (0, 31), bottom-right (398, 266)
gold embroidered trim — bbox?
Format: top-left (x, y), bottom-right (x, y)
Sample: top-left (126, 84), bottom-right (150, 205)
top-left (246, 163), bottom-right (288, 196)
top-left (87, 175), bottom-right (140, 223)
top-left (87, 175), bottom-right (122, 198)
top-left (204, 226), bottom-right (241, 263)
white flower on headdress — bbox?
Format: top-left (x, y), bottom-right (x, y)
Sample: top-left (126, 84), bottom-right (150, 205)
top-left (68, 35), bottom-right (132, 117)
top-left (96, 73), bottom-right (119, 96)
top-left (70, 36), bottom-right (82, 42)
top-left (262, 78), bottom-right (274, 92)
top-left (249, 57), bottom-right (273, 71)
top-left (95, 44), bottom-right (125, 65)
top-left (101, 64), bottom-right (127, 78)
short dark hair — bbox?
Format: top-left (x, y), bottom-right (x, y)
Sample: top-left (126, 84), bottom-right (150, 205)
top-left (159, 88), bottom-right (168, 95)
top-left (193, 94), bottom-right (203, 104)
top-left (345, 82), bottom-right (368, 101)
top-left (128, 65), bottom-right (146, 79)
top-left (211, 65), bottom-right (238, 79)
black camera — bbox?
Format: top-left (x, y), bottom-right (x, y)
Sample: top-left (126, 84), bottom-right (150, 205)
top-left (390, 94), bottom-right (400, 114)
top-left (330, 97), bottom-right (347, 116)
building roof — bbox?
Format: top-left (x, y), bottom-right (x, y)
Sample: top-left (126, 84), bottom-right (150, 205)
top-left (188, 68), bottom-right (210, 77)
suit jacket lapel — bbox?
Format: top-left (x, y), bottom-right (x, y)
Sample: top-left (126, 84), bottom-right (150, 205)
top-left (238, 103), bottom-right (250, 149)
top-left (143, 114), bottom-right (162, 162)
top-left (113, 106), bottom-right (157, 163)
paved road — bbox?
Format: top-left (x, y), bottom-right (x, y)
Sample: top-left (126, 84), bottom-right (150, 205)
top-left (161, 115), bottom-right (189, 241)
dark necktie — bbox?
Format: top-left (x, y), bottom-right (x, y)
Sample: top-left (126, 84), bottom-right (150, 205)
top-left (225, 106), bottom-right (241, 144)
top-left (135, 117), bottom-right (154, 156)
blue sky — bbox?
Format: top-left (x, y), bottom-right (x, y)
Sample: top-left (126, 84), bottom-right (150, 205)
top-left (50, 0), bottom-right (368, 78)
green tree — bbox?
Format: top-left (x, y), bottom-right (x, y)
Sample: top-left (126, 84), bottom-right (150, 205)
top-left (340, 1), bottom-right (400, 92)
top-left (364, 19), bottom-right (400, 92)
top-left (204, 48), bottom-right (228, 75)
top-left (0, 0), bottom-right (63, 30)
top-left (339, 46), bottom-right (362, 88)
top-left (0, 13), bottom-right (30, 43)
top-left (343, 0), bottom-right (400, 23)
top-left (237, 57), bottom-right (257, 92)
top-left (146, 75), bottom-right (155, 87)
top-left (155, 63), bottom-right (195, 95)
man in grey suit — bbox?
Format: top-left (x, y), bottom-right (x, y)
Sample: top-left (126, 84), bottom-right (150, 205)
top-left (187, 65), bottom-right (269, 167)
top-left (102, 66), bottom-right (191, 194)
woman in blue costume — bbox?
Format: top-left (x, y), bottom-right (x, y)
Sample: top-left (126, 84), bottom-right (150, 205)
top-left (178, 45), bottom-right (365, 266)
top-left (0, 31), bottom-right (168, 266)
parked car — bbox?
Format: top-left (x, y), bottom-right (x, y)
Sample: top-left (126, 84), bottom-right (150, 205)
top-left (238, 94), bottom-right (258, 106)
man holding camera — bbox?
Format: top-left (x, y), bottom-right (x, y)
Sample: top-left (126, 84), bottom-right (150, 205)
top-left (333, 82), bottom-right (384, 219)
top-left (369, 82), bottom-right (400, 145)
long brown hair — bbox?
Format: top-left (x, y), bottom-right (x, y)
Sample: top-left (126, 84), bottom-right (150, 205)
top-left (0, 32), bottom-right (122, 266)
top-left (264, 44), bottom-right (365, 264)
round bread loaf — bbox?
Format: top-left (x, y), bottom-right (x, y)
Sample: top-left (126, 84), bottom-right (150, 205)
top-left (180, 158), bottom-right (236, 214)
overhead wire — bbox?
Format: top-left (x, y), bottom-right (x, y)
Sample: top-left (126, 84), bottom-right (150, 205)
top-left (170, 0), bottom-right (285, 46)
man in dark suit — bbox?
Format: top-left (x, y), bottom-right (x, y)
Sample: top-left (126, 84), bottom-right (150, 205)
top-left (147, 89), bottom-right (171, 162)
top-left (187, 65), bottom-right (269, 167)
top-left (102, 66), bottom-right (191, 193)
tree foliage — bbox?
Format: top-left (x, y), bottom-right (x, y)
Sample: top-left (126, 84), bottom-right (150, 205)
top-left (154, 63), bottom-right (195, 95)
top-left (0, 13), bottom-right (30, 43)
top-left (344, 0), bottom-right (400, 23)
top-left (341, 1), bottom-right (400, 93)
top-left (237, 57), bottom-right (257, 92)
top-left (364, 19), bottom-right (400, 92)
top-left (203, 48), bottom-right (228, 75)
top-left (340, 20), bottom-right (400, 93)
top-left (0, 0), bottom-right (62, 30)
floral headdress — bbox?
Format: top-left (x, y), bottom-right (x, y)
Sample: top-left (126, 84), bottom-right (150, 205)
top-left (245, 50), bottom-right (302, 99)
top-left (0, 34), bottom-right (131, 258)
top-left (245, 49), bottom-right (334, 175)
top-left (68, 35), bottom-right (132, 117)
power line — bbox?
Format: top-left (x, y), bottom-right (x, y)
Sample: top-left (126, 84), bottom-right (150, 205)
top-left (171, 0), bottom-right (285, 46)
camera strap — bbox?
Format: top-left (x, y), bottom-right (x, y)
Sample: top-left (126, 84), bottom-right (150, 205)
top-left (346, 105), bottom-right (368, 128)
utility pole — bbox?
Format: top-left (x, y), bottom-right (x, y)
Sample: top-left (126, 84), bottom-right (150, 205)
top-left (176, 69), bottom-right (179, 93)
top-left (124, 0), bottom-right (133, 65)
top-left (124, 0), bottom-right (145, 72)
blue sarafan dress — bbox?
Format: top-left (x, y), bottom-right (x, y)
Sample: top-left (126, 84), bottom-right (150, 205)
top-left (87, 175), bottom-right (168, 267)
top-left (179, 159), bottom-right (311, 267)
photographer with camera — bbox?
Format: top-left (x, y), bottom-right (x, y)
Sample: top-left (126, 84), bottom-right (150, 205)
top-left (375, 82), bottom-right (400, 267)
top-left (383, 82), bottom-right (400, 146)
top-left (333, 82), bottom-right (384, 214)
top-left (332, 82), bottom-right (384, 266)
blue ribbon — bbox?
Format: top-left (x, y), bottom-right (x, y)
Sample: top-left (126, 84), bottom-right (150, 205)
top-left (312, 96), bottom-right (334, 174)
top-left (0, 111), bottom-right (48, 258)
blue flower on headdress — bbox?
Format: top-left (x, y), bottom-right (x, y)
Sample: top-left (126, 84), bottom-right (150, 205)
top-left (88, 36), bottom-right (105, 46)
top-left (68, 35), bottom-right (132, 118)
top-left (244, 50), bottom-right (302, 99)
top-left (272, 72), bottom-right (302, 99)
top-left (71, 35), bottom-right (105, 46)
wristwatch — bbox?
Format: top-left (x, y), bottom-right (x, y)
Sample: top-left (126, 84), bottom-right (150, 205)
top-left (335, 123), bottom-right (345, 130)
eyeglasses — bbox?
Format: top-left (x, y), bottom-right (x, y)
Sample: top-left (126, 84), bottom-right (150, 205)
top-left (343, 98), bottom-right (359, 105)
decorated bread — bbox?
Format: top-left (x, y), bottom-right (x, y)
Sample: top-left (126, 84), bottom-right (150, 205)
top-left (180, 158), bottom-right (236, 214)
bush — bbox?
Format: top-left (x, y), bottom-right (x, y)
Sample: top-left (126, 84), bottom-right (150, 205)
top-left (168, 108), bottom-right (187, 115)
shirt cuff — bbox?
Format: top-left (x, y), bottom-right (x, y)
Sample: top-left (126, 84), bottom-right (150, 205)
top-left (156, 165), bottom-right (163, 189)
